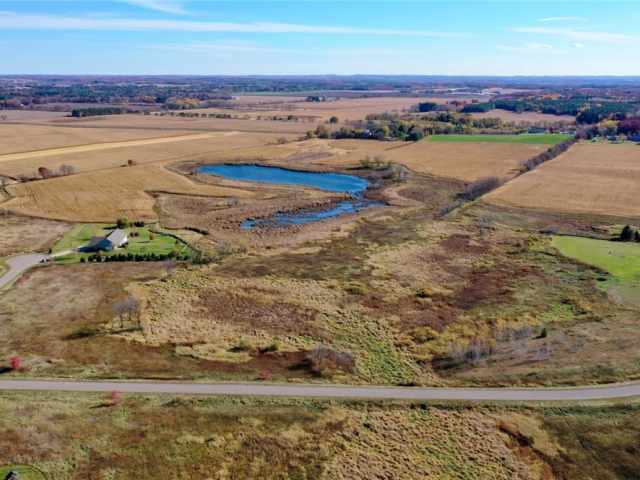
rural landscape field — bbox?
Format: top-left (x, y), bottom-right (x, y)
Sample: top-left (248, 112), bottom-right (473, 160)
top-left (2, 1), bottom-right (640, 478)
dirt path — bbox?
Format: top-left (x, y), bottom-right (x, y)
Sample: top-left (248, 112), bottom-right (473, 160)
top-left (2, 379), bottom-right (640, 401)
top-left (0, 131), bottom-right (240, 163)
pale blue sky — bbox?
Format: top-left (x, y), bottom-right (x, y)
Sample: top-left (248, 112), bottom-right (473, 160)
top-left (1, 1), bottom-right (638, 75)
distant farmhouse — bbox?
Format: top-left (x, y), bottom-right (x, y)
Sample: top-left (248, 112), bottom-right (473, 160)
top-left (81, 229), bottom-right (128, 253)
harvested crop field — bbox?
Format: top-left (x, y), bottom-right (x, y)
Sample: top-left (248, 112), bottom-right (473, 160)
top-left (0, 124), bottom-right (194, 156)
top-left (0, 131), bottom-right (234, 163)
top-left (321, 139), bottom-right (548, 182)
top-left (243, 96), bottom-right (444, 122)
top-left (4, 164), bottom-right (256, 222)
top-left (45, 113), bottom-right (314, 134)
top-left (0, 215), bottom-right (70, 257)
top-left (0, 131), bottom-right (281, 178)
top-left (485, 143), bottom-right (640, 219)
top-left (470, 109), bottom-right (575, 124)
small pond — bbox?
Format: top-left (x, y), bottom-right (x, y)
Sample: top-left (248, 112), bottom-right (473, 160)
top-left (197, 164), bottom-right (382, 228)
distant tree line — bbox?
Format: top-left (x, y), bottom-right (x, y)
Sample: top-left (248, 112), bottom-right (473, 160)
top-left (71, 107), bottom-right (127, 117)
top-left (462, 97), bottom-right (637, 124)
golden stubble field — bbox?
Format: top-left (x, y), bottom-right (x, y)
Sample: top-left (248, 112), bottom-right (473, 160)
top-left (485, 142), bottom-right (640, 218)
top-left (0, 131), bottom-right (286, 178)
top-left (305, 139), bottom-right (546, 182)
top-left (44, 113), bottom-right (315, 134)
top-left (0, 123), bottom-right (197, 155)
top-left (4, 164), bottom-right (258, 222)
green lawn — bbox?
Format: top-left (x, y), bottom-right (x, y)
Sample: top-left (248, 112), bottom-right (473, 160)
top-left (53, 223), bottom-right (194, 263)
top-left (427, 134), bottom-right (572, 145)
top-left (552, 236), bottom-right (640, 282)
top-left (0, 465), bottom-right (46, 480)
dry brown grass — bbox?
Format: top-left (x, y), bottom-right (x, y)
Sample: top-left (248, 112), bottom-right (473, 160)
top-left (485, 142), bottom-right (640, 218)
top-left (4, 164), bottom-right (255, 222)
top-left (0, 392), bottom-right (549, 480)
top-left (0, 215), bottom-right (70, 256)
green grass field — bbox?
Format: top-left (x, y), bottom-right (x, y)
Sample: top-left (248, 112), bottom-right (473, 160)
top-left (427, 133), bottom-right (572, 145)
top-left (552, 236), bottom-right (640, 282)
top-left (53, 223), bottom-right (193, 263)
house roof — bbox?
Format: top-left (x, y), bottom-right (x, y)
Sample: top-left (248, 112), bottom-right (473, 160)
top-left (106, 229), bottom-right (128, 245)
top-left (85, 236), bottom-right (109, 248)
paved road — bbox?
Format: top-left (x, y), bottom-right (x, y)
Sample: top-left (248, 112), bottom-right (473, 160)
top-left (0, 249), bottom-right (74, 290)
top-left (0, 254), bottom-right (49, 289)
top-left (2, 379), bottom-right (640, 401)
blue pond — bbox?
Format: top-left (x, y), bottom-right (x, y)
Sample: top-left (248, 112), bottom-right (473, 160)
top-left (197, 164), bottom-right (369, 194)
top-left (196, 164), bottom-right (381, 228)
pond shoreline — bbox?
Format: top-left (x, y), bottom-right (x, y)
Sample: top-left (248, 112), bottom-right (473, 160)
top-left (195, 163), bottom-right (388, 229)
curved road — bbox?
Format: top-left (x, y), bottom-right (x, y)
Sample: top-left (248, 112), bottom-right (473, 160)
top-left (0, 254), bottom-right (48, 290)
top-left (2, 379), bottom-right (640, 401)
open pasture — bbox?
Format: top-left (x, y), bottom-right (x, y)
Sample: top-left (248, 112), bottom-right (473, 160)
top-left (485, 143), bottom-right (640, 219)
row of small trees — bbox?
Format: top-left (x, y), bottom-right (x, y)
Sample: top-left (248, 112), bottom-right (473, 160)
top-left (520, 137), bottom-right (577, 173)
top-left (17, 164), bottom-right (76, 182)
top-left (81, 251), bottom-right (189, 263)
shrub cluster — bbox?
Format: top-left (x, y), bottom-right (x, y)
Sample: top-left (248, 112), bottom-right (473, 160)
top-left (305, 346), bottom-right (356, 376)
top-left (619, 225), bottom-right (640, 242)
top-left (458, 176), bottom-right (503, 201)
top-left (520, 137), bottom-right (577, 172)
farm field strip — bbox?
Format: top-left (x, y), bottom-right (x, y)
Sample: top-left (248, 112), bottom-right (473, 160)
top-left (0, 131), bottom-right (237, 163)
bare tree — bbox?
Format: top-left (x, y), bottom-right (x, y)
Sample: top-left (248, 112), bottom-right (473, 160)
top-left (58, 164), bottom-right (76, 176)
top-left (38, 166), bottom-right (54, 179)
top-left (112, 296), bottom-right (140, 330)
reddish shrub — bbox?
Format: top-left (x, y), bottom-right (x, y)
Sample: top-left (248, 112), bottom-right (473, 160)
top-left (9, 356), bottom-right (21, 371)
